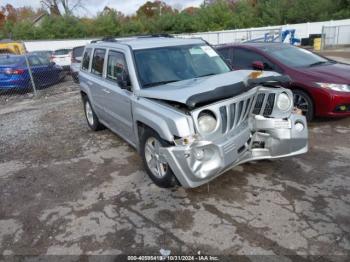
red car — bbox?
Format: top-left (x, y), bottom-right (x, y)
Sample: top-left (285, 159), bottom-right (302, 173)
top-left (216, 43), bottom-right (350, 121)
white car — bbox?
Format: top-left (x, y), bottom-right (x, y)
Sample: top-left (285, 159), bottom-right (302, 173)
top-left (51, 49), bottom-right (72, 70)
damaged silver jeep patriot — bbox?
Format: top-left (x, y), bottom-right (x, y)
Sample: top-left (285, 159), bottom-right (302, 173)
top-left (79, 36), bottom-right (308, 188)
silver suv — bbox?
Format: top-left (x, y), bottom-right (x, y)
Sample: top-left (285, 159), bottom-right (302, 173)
top-left (79, 36), bottom-right (308, 188)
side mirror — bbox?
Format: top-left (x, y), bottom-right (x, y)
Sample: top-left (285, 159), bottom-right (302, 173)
top-left (116, 70), bottom-right (131, 90)
top-left (49, 61), bottom-right (56, 67)
top-left (252, 61), bottom-right (264, 71)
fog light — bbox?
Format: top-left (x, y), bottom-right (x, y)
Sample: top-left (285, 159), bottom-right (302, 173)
top-left (339, 105), bottom-right (347, 111)
top-left (193, 148), bottom-right (205, 160)
top-left (295, 121), bottom-right (305, 132)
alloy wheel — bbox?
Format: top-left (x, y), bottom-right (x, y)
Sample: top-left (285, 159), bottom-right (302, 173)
top-left (144, 137), bottom-right (168, 178)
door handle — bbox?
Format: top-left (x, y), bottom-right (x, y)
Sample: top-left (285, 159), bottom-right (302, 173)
top-left (102, 89), bottom-right (111, 94)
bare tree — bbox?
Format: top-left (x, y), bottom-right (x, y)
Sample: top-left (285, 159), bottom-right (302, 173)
top-left (41, 0), bottom-right (83, 16)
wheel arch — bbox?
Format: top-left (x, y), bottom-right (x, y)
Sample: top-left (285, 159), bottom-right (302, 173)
top-left (135, 120), bottom-right (174, 153)
top-left (290, 85), bottom-right (315, 117)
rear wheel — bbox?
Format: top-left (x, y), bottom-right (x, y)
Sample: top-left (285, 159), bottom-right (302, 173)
top-left (140, 129), bottom-right (178, 188)
top-left (293, 89), bottom-right (314, 121)
top-left (83, 96), bottom-right (104, 131)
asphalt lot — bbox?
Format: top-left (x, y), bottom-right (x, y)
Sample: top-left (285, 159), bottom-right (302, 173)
top-left (0, 61), bottom-right (350, 260)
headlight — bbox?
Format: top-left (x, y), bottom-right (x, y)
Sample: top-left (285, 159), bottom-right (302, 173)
top-left (315, 83), bottom-right (350, 92)
top-left (276, 92), bottom-right (292, 111)
top-left (198, 111), bottom-right (217, 134)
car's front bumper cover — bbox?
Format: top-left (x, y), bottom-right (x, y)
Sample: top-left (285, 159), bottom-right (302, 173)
top-left (160, 113), bottom-right (308, 188)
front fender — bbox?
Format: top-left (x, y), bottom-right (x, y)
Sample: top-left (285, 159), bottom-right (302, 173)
top-left (132, 98), bottom-right (195, 147)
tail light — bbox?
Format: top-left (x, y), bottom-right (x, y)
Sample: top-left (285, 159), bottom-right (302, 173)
top-left (4, 69), bottom-right (25, 75)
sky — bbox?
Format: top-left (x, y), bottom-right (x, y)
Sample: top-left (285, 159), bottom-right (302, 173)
top-left (2, 0), bottom-right (204, 16)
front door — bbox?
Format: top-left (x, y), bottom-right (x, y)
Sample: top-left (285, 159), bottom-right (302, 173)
top-left (102, 50), bottom-right (134, 144)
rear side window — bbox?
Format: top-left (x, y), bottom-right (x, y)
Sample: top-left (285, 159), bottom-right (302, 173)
top-left (91, 48), bottom-right (106, 76)
top-left (82, 48), bottom-right (92, 71)
top-left (107, 51), bottom-right (128, 82)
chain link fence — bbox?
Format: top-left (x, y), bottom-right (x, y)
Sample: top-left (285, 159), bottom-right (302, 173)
top-left (321, 24), bottom-right (350, 49)
top-left (0, 49), bottom-right (81, 105)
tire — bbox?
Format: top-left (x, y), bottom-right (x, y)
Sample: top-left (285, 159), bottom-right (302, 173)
top-left (82, 96), bottom-right (105, 131)
top-left (293, 89), bottom-right (314, 121)
top-left (140, 128), bottom-right (178, 188)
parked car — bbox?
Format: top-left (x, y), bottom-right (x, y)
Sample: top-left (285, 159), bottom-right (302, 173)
top-left (0, 54), bottom-right (65, 91)
top-left (216, 43), bottom-right (350, 121)
top-left (30, 50), bottom-right (53, 61)
top-left (79, 36), bottom-right (308, 188)
top-left (51, 49), bottom-right (72, 70)
top-left (70, 46), bottom-right (85, 83)
top-left (0, 40), bottom-right (27, 55)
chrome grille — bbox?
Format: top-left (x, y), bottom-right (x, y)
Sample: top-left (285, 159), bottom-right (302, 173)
top-left (253, 93), bottom-right (275, 117)
top-left (252, 93), bottom-right (265, 115)
top-left (219, 97), bottom-right (254, 134)
top-left (263, 93), bottom-right (276, 116)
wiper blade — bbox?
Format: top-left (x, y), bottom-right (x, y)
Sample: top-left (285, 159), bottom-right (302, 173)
top-left (143, 79), bottom-right (179, 87)
top-left (309, 61), bottom-right (328, 67)
top-left (197, 73), bottom-right (216, 78)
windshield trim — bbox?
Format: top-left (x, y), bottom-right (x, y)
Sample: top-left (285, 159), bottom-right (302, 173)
top-left (133, 44), bottom-right (230, 89)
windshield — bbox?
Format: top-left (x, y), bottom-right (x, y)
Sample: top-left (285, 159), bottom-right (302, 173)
top-left (134, 44), bottom-right (230, 88)
top-left (265, 45), bottom-right (330, 68)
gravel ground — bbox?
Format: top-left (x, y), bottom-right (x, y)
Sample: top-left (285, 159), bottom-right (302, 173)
top-left (1, 57), bottom-right (350, 260)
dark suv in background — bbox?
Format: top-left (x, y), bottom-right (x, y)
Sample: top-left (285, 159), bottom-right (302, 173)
top-left (216, 43), bottom-right (350, 121)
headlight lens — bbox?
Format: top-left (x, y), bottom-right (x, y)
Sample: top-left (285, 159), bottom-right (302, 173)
top-left (198, 111), bottom-right (217, 134)
top-left (277, 92), bottom-right (292, 111)
top-left (315, 83), bottom-right (350, 92)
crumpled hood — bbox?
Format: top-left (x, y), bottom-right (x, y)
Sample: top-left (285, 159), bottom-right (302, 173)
top-left (135, 70), bottom-right (281, 105)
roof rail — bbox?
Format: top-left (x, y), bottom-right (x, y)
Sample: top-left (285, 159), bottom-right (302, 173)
top-left (90, 36), bottom-right (118, 43)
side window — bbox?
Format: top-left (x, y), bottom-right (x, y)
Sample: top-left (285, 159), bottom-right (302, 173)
top-left (233, 48), bottom-right (274, 70)
top-left (217, 47), bottom-right (231, 61)
top-left (91, 49), bottom-right (106, 76)
top-left (28, 56), bottom-right (42, 66)
top-left (37, 56), bottom-right (50, 65)
top-left (82, 48), bottom-right (92, 71)
top-left (107, 51), bottom-right (129, 84)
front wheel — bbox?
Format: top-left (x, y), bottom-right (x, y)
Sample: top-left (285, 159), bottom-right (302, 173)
top-left (140, 129), bottom-right (178, 188)
top-left (293, 89), bottom-right (314, 121)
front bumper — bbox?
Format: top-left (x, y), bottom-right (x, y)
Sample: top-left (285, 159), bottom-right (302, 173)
top-left (316, 90), bottom-right (350, 117)
top-left (160, 113), bottom-right (308, 188)
top-left (328, 92), bottom-right (350, 117)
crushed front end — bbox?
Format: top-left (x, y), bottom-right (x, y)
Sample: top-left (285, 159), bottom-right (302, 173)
top-left (160, 81), bottom-right (308, 188)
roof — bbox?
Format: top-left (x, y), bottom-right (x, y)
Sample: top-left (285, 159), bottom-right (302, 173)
top-left (216, 42), bottom-right (290, 50)
top-left (88, 37), bottom-right (206, 50)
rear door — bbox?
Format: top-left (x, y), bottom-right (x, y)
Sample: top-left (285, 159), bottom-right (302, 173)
top-left (86, 48), bottom-right (108, 120)
top-left (102, 50), bottom-right (134, 143)
top-left (28, 55), bottom-right (52, 87)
